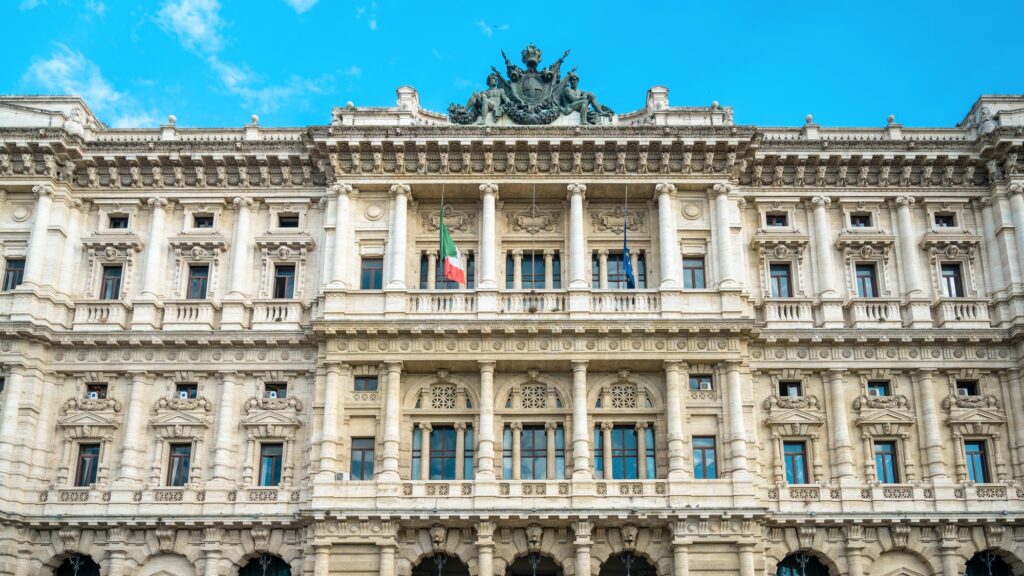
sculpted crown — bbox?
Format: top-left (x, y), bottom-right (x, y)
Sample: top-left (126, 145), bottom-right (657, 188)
top-left (521, 43), bottom-right (542, 66)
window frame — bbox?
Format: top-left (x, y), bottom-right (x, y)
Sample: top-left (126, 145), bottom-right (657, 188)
top-left (940, 262), bottom-right (965, 298)
top-left (258, 442), bottom-right (284, 486)
top-left (768, 262), bottom-right (793, 298)
top-left (692, 436), bottom-right (717, 480)
top-left (855, 262), bottom-right (880, 298)
top-left (186, 264), bottom-right (210, 300)
top-left (873, 440), bottom-right (900, 484)
top-left (783, 441), bottom-right (809, 485)
top-left (867, 380), bottom-right (891, 397)
top-left (964, 439), bottom-right (990, 484)
top-left (99, 264), bottom-right (123, 300)
top-left (166, 442), bottom-right (193, 487)
top-left (272, 264), bottom-right (297, 299)
top-left (350, 437), bottom-right (375, 480)
top-left (682, 256), bottom-right (706, 290)
top-left (849, 212), bottom-right (874, 229)
top-left (2, 258), bottom-right (25, 291)
top-left (360, 257), bottom-right (384, 290)
top-left (74, 443), bottom-right (102, 487)
top-left (778, 380), bottom-right (803, 398)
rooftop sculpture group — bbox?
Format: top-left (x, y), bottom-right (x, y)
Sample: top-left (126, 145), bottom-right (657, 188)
top-left (448, 44), bottom-right (614, 126)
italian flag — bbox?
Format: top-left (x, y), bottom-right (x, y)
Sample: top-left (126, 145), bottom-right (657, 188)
top-left (440, 206), bottom-right (466, 285)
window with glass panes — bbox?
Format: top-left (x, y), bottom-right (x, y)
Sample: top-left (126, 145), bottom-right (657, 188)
top-left (193, 214), bottom-right (214, 229)
top-left (850, 212), bottom-right (873, 228)
top-left (428, 426), bottom-right (457, 480)
top-left (259, 443), bottom-right (283, 486)
top-left (520, 426), bottom-right (547, 480)
top-left (592, 251), bottom-right (646, 288)
top-left (186, 264), bottom-right (209, 299)
top-left (360, 257), bottom-right (384, 289)
top-left (424, 253), bottom-right (474, 289)
top-left (166, 443), bottom-right (192, 486)
top-left (965, 440), bottom-right (990, 483)
top-left (956, 380), bottom-right (979, 396)
top-left (354, 376), bottom-right (378, 392)
top-left (264, 382), bottom-right (287, 399)
top-left (934, 212), bottom-right (957, 228)
top-left (873, 441), bottom-right (899, 484)
top-left (75, 443), bottom-right (101, 486)
top-left (2, 259), bottom-right (24, 291)
top-left (610, 426), bottom-right (644, 480)
top-left (941, 263), bottom-right (964, 297)
top-left (783, 441), bottom-right (808, 484)
top-left (682, 257), bottom-right (705, 289)
top-left (867, 381), bottom-right (891, 396)
top-left (769, 263), bottom-right (793, 298)
top-left (273, 264), bottom-right (295, 298)
top-left (86, 383), bottom-right (107, 399)
top-left (766, 212), bottom-right (788, 227)
top-left (100, 265), bottom-right (123, 299)
top-left (855, 263), bottom-right (879, 297)
top-left (692, 436), bottom-right (717, 479)
top-left (779, 381), bottom-right (803, 397)
top-left (350, 437), bottom-right (375, 480)
top-left (175, 382), bottom-right (198, 399)
top-left (689, 374), bottom-right (713, 391)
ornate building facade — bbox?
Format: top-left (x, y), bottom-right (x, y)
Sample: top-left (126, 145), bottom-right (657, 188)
top-left (1, 46), bottom-right (1024, 576)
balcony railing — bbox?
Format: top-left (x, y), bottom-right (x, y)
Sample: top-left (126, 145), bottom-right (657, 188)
top-left (500, 291), bottom-right (567, 314)
top-left (408, 291), bottom-right (478, 314)
top-left (162, 300), bottom-right (219, 330)
top-left (251, 299), bottom-right (307, 329)
top-left (72, 300), bottom-right (132, 330)
top-left (590, 290), bottom-right (661, 314)
top-left (932, 297), bottom-right (991, 328)
top-left (845, 298), bottom-right (902, 328)
top-left (760, 298), bottom-right (814, 328)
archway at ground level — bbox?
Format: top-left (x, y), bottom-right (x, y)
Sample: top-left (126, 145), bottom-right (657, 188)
top-left (966, 551), bottom-right (1014, 576)
top-left (505, 553), bottom-right (564, 576)
top-left (776, 552), bottom-right (831, 576)
top-left (238, 554), bottom-right (291, 576)
top-left (411, 554), bottom-right (471, 576)
top-left (599, 552), bottom-right (658, 576)
top-left (54, 556), bottom-right (101, 576)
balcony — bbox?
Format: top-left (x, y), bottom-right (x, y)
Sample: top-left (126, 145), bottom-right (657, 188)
top-left (408, 291), bottom-right (478, 314)
top-left (72, 300), bottom-right (132, 330)
top-left (759, 298), bottom-right (814, 329)
top-left (932, 297), bottom-right (991, 328)
top-left (499, 291), bottom-right (568, 314)
top-left (845, 298), bottom-right (902, 328)
top-left (251, 299), bottom-right (308, 330)
top-left (162, 300), bottom-right (219, 330)
top-left (589, 290), bottom-right (661, 315)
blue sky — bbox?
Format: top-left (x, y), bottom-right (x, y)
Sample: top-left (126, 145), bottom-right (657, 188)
top-left (5, 0), bottom-right (1023, 128)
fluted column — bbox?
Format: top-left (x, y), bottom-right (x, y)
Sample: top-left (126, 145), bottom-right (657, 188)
top-left (664, 361), bottom-right (687, 478)
top-left (546, 422), bottom-right (558, 479)
top-left (979, 197), bottom-right (1007, 294)
top-left (477, 361), bottom-right (496, 480)
top-left (656, 183), bottom-right (681, 288)
top-left (894, 196), bottom-right (925, 296)
top-left (512, 249), bottom-right (524, 289)
top-left (21, 185), bottom-right (54, 288)
top-left (379, 361), bottom-right (403, 481)
top-left (574, 521), bottom-right (593, 576)
top-left (636, 421), bottom-right (649, 479)
top-left (567, 184), bottom-right (588, 288)
top-left (386, 184), bottom-right (410, 289)
top-left (810, 196), bottom-right (838, 297)
top-left (313, 544), bottom-right (330, 576)
top-left (915, 369), bottom-right (949, 480)
top-left (139, 197), bottom-right (169, 298)
top-left (571, 360), bottom-right (592, 480)
top-left (712, 184), bottom-right (737, 288)
top-left (723, 362), bottom-right (749, 476)
top-left (211, 371), bottom-right (241, 482)
top-left (477, 521), bottom-right (496, 576)
top-left (330, 183), bottom-right (353, 288)
top-left (479, 183), bottom-right (499, 289)
top-left (227, 197), bottom-right (254, 297)
top-left (117, 371), bottom-right (151, 483)
top-left (57, 199), bottom-right (83, 296)
top-left (825, 369), bottom-right (855, 479)
top-left (1008, 184), bottom-right (1024, 280)
top-left (455, 422), bottom-right (467, 479)
top-left (320, 363), bottom-right (348, 477)
top-left (601, 421), bottom-right (613, 477)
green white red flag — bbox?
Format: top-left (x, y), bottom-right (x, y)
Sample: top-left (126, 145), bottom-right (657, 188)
top-left (440, 205), bottom-right (466, 285)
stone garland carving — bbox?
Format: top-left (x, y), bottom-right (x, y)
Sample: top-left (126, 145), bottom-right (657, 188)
top-left (152, 396), bottom-right (214, 413)
top-left (244, 396), bottom-right (304, 413)
top-left (420, 204), bottom-right (476, 233)
top-left (942, 393), bottom-right (1000, 410)
top-left (762, 394), bottom-right (821, 410)
top-left (591, 205), bottom-right (644, 234)
top-left (852, 394), bottom-right (910, 411)
top-left (506, 207), bottom-right (561, 234)
top-left (62, 397), bottom-right (123, 413)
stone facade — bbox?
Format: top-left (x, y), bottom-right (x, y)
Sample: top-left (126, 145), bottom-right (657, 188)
top-left (0, 83), bottom-right (1023, 576)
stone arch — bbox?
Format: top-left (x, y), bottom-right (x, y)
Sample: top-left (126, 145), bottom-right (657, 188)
top-left (772, 551), bottom-right (836, 576)
top-left (495, 371), bottom-right (573, 412)
top-left (397, 527), bottom-right (479, 576)
top-left (587, 371), bottom-right (663, 411)
top-left (504, 552), bottom-right (565, 576)
top-left (764, 543), bottom-right (842, 576)
top-left (869, 550), bottom-right (937, 576)
top-left (493, 528), bottom-right (575, 576)
top-left (964, 548), bottom-right (1024, 576)
top-left (132, 552), bottom-right (197, 576)
top-left (403, 372), bottom-right (481, 411)
top-left (38, 552), bottom-right (102, 576)
top-left (221, 530), bottom-right (302, 576)
top-left (589, 528), bottom-right (671, 576)
top-left (235, 553), bottom-right (293, 575)
top-left (121, 532), bottom-right (204, 574)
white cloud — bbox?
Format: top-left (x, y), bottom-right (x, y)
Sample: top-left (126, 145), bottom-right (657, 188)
top-left (476, 20), bottom-right (508, 38)
top-left (283, 0), bottom-right (318, 13)
top-left (19, 0), bottom-right (43, 10)
top-left (207, 57), bottom-right (335, 113)
top-left (368, 18), bottom-right (377, 30)
top-left (22, 45), bottom-right (157, 128)
top-left (157, 0), bottom-right (223, 53)
top-left (85, 0), bottom-right (106, 16)
top-left (356, 3), bottom-right (377, 30)
top-left (342, 65), bottom-right (362, 78)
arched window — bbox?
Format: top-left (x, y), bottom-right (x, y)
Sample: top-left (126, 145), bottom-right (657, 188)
top-left (599, 553), bottom-right (658, 576)
top-left (239, 554), bottom-right (290, 576)
top-left (411, 554), bottom-right (471, 576)
top-left (505, 553), bottom-right (563, 576)
top-left (55, 556), bottom-right (101, 576)
top-left (966, 551), bottom-right (1013, 576)
top-left (777, 553), bottom-right (830, 576)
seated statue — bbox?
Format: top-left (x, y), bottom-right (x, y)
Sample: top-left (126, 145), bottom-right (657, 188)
top-left (466, 73), bottom-right (518, 125)
top-left (558, 72), bottom-right (613, 125)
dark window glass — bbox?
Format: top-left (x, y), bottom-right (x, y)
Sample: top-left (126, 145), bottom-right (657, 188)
top-left (108, 215), bottom-right (129, 229)
top-left (521, 253), bottom-right (545, 289)
top-left (867, 381), bottom-right (891, 397)
top-left (874, 441), bottom-right (899, 484)
top-left (855, 263), bottom-right (879, 298)
top-left (965, 440), bottom-right (989, 483)
top-left (264, 382), bottom-right (287, 399)
top-left (941, 263), bottom-right (964, 297)
top-left (934, 213), bottom-right (957, 228)
top-left (502, 426), bottom-right (513, 480)
top-left (610, 426), bottom-right (639, 480)
top-left (593, 252), bottom-right (647, 289)
top-left (850, 212), bottom-right (873, 228)
top-left (965, 553), bottom-right (1012, 576)
top-left (75, 443), bottom-right (101, 486)
top-left (689, 374), bottom-right (713, 391)
top-left (350, 437), bottom-right (375, 480)
top-left (593, 426), bottom-right (604, 479)
top-left (167, 443), bottom-right (192, 486)
top-left (239, 556), bottom-right (290, 576)
top-left (693, 436), bottom-right (717, 479)
top-left (354, 376), bottom-right (378, 392)
top-left (956, 380), bottom-right (979, 396)
top-left (2, 259), bottom-right (24, 291)
top-left (277, 214), bottom-right (299, 228)
top-left (429, 426), bottom-right (457, 480)
top-left (554, 426), bottom-right (566, 479)
top-left (86, 383), bottom-right (107, 399)
top-left (100, 265), bottom-right (123, 300)
top-left (769, 263), bottom-right (792, 298)
top-left (55, 556), bottom-right (102, 576)
top-left (259, 443), bottom-right (284, 486)
top-left (273, 264), bottom-right (296, 298)
top-left (187, 265), bottom-right (209, 299)
top-left (435, 253), bottom-right (473, 289)
top-left (464, 426), bottom-right (474, 481)
top-left (779, 381), bottom-right (802, 397)
top-left (193, 214), bottom-right (214, 229)
top-left (766, 212), bottom-right (788, 227)
top-left (412, 426), bottom-right (424, 480)
top-left (783, 441), bottom-right (808, 484)
top-left (521, 426), bottom-right (547, 480)
top-left (682, 257), bottom-right (706, 289)
top-left (360, 257), bottom-right (384, 290)
top-left (551, 253), bottom-right (562, 289)
top-left (175, 383), bottom-right (198, 399)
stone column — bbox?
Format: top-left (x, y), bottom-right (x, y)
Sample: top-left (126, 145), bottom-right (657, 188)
top-left (845, 526), bottom-right (866, 576)
top-left (979, 197), bottom-right (1007, 293)
top-left (0, 368), bottom-right (27, 467)
top-left (13, 550), bottom-right (32, 576)
top-left (574, 521), bottom-right (593, 576)
top-left (21, 185), bottom-right (54, 288)
top-left (106, 550), bottom-right (126, 576)
top-left (1008, 184), bottom-right (1024, 278)
top-left (425, 250), bottom-right (437, 289)
top-left (546, 422), bottom-right (558, 479)
top-left (510, 422), bottom-right (522, 479)
top-left (567, 184), bottom-right (588, 288)
top-left (543, 249), bottom-right (555, 289)
top-left (656, 183), bottom-right (681, 288)
top-left (671, 542), bottom-right (689, 576)
top-left (712, 184), bottom-right (737, 288)
top-left (938, 540), bottom-right (960, 576)
top-left (386, 184), bottom-right (410, 289)
top-left (512, 249), bottom-right (524, 289)
top-left (825, 369), bottom-right (855, 479)
top-left (723, 362), bottom-right (750, 477)
top-left (419, 423), bottom-right (432, 480)
top-left (598, 249), bottom-right (609, 289)
top-left (379, 362), bottom-right (403, 482)
top-left (664, 361), bottom-right (687, 478)
top-left (571, 361), bottom-right (592, 480)
top-left (330, 183), bottom-right (353, 288)
top-left (636, 421), bottom-right (649, 479)
top-left (479, 183), bottom-right (499, 289)
top-left (895, 196), bottom-right (925, 296)
top-left (629, 250), bottom-right (641, 284)
top-left (477, 361), bottom-right (496, 480)
top-left (210, 371), bottom-right (241, 482)
top-left (601, 422), bottom-right (614, 478)
top-left (477, 521), bottom-right (496, 576)
top-left (914, 369), bottom-right (949, 481)
top-left (810, 196), bottom-right (839, 296)
top-left (117, 371), bottom-right (151, 483)
top-left (313, 544), bottom-right (330, 576)
top-left (1008, 370), bottom-right (1024, 480)
top-left (319, 364), bottom-right (347, 477)
top-left (455, 422), bottom-right (467, 479)
top-left (737, 544), bottom-right (755, 576)
top-left (203, 551), bottom-right (222, 576)
top-left (227, 197), bottom-right (254, 297)
top-left (379, 544), bottom-right (396, 576)
top-left (57, 199), bottom-right (83, 295)
top-left (139, 197), bottom-right (169, 298)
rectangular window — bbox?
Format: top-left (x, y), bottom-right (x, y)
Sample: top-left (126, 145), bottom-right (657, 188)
top-left (175, 383), bottom-right (198, 399)
top-left (436, 253), bottom-right (474, 289)
top-left (108, 215), bottom-right (129, 229)
top-left (100, 265), bottom-right (123, 300)
top-left (779, 381), bottom-right (803, 397)
top-left (783, 441), bottom-right (808, 484)
top-left (277, 214), bottom-right (300, 228)
top-left (354, 376), bottom-right (378, 392)
top-left (965, 440), bottom-right (990, 483)
top-left (429, 426), bottom-right (457, 480)
top-left (350, 437), bottom-right (375, 480)
top-left (554, 425), bottom-right (566, 479)
top-left (166, 443), bottom-right (192, 486)
top-left (689, 374), bottom-right (714, 391)
top-left (682, 257), bottom-right (706, 289)
top-left (273, 264), bottom-right (296, 299)
top-left (463, 426), bottom-right (474, 481)
top-left (941, 263), bottom-right (964, 297)
top-left (867, 381), bottom-right (891, 397)
top-left (259, 443), bottom-right (284, 486)
top-left (86, 383), bottom-right (108, 399)
top-left (692, 436), bottom-right (717, 480)
top-left (593, 426), bottom-right (604, 479)
top-left (766, 212), bottom-right (788, 227)
top-left (360, 257), bottom-right (384, 290)
top-left (502, 426), bottom-right (513, 480)
top-left (550, 253), bottom-right (562, 289)
top-left (521, 426), bottom-right (547, 480)
top-left (850, 212), bottom-right (873, 228)
top-left (956, 380), bottom-right (979, 397)
top-left (413, 426), bottom-right (424, 480)
top-left (521, 253), bottom-right (545, 289)
top-left (193, 214), bottom-right (215, 229)
top-left (74, 443), bottom-right (101, 486)
top-left (874, 441), bottom-right (899, 484)
top-left (934, 213), bottom-right (957, 228)
top-left (264, 382), bottom-right (287, 399)
top-left (855, 263), bottom-right (879, 298)
top-left (769, 263), bottom-right (793, 298)
top-left (593, 252), bottom-right (647, 289)
top-left (610, 426), bottom-right (640, 480)
top-left (186, 265), bottom-right (209, 299)
top-left (2, 259), bottom-right (24, 291)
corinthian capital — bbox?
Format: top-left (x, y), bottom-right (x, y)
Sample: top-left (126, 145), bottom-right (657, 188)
top-left (711, 183), bottom-right (733, 196)
top-left (895, 195), bottom-right (916, 207)
top-left (479, 183), bottom-right (499, 197)
top-left (655, 182), bottom-right (677, 197)
top-left (389, 183), bottom-right (411, 196)
top-left (566, 183), bottom-right (587, 199)
top-left (147, 197), bottom-right (169, 209)
top-left (811, 195), bottom-right (831, 207)
top-left (330, 183), bottom-right (353, 196)
top-left (32, 184), bottom-right (54, 198)
top-left (232, 196), bottom-right (254, 209)
top-left (1009, 183), bottom-right (1023, 196)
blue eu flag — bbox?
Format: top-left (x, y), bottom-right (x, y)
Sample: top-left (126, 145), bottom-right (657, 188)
top-left (623, 217), bottom-right (636, 289)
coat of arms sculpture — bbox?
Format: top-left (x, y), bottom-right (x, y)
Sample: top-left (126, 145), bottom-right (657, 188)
top-left (448, 44), bottom-right (614, 126)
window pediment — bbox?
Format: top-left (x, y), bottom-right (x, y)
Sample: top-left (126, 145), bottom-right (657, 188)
top-left (752, 233), bottom-right (810, 259)
top-left (57, 406), bottom-right (120, 432)
top-left (763, 396), bottom-right (824, 433)
top-left (169, 234), bottom-right (228, 253)
top-left (240, 408), bottom-right (302, 430)
top-left (82, 236), bottom-right (143, 257)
